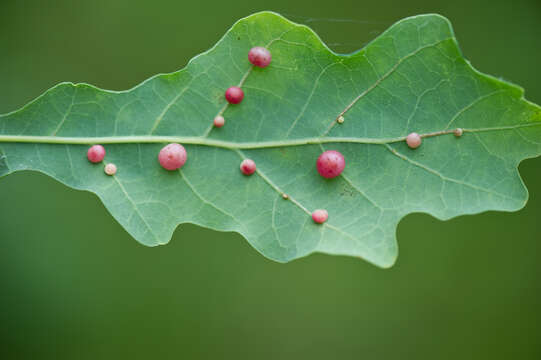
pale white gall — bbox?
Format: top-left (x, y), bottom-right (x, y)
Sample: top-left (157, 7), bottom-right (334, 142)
top-left (406, 132), bottom-right (422, 149)
top-left (104, 163), bottom-right (117, 176)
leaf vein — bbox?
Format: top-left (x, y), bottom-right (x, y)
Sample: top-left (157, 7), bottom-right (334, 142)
top-left (444, 89), bottom-right (508, 129)
top-left (179, 170), bottom-right (244, 228)
top-left (383, 143), bottom-right (518, 201)
top-left (113, 176), bottom-right (160, 244)
top-left (322, 37), bottom-right (455, 137)
top-left (51, 90), bottom-right (76, 136)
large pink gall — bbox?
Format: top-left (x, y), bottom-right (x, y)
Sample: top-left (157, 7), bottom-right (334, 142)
top-left (213, 115), bottom-right (225, 128)
top-left (248, 46), bottom-right (271, 68)
top-left (158, 143), bottom-right (187, 171)
top-left (225, 86), bottom-right (244, 104)
top-left (316, 150), bottom-right (345, 178)
top-left (312, 209), bottom-right (328, 224)
top-left (87, 145), bottom-right (106, 163)
top-left (240, 159), bottom-right (256, 175)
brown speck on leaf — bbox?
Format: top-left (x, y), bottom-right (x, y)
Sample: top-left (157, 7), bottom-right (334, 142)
top-left (340, 185), bottom-right (354, 197)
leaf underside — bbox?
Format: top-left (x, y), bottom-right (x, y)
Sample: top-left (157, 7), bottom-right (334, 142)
top-left (0, 12), bottom-right (540, 267)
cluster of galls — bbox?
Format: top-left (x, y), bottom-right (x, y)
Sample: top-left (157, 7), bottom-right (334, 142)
top-left (406, 128), bottom-right (463, 149)
top-left (213, 46), bottom-right (272, 128)
top-left (87, 46), bottom-right (408, 226)
top-left (214, 47), bottom-right (273, 175)
top-left (87, 145), bottom-right (117, 175)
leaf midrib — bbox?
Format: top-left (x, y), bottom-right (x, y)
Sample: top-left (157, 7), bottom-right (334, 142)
top-left (0, 122), bottom-right (538, 148)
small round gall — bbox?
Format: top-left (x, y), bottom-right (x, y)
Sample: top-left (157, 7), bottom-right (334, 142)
top-left (214, 115), bottom-right (225, 128)
top-left (337, 116), bottom-right (345, 124)
top-left (104, 163), bottom-right (117, 176)
top-left (282, 193), bottom-right (289, 200)
top-left (225, 86), bottom-right (244, 104)
top-left (406, 132), bottom-right (422, 149)
top-left (316, 150), bottom-right (345, 179)
top-left (158, 143), bottom-right (187, 171)
top-left (312, 209), bottom-right (328, 224)
top-left (248, 46), bottom-right (272, 68)
top-left (87, 145), bottom-right (106, 163)
top-left (454, 128), bottom-right (464, 137)
top-left (240, 159), bottom-right (256, 175)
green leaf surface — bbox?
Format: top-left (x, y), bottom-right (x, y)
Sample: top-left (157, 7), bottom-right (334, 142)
top-left (1, 12), bottom-right (540, 267)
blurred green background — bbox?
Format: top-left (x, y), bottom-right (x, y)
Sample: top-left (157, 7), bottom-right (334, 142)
top-left (1, 0), bottom-right (540, 358)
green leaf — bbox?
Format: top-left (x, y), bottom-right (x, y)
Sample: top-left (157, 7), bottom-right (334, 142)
top-left (0, 12), bottom-right (540, 267)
